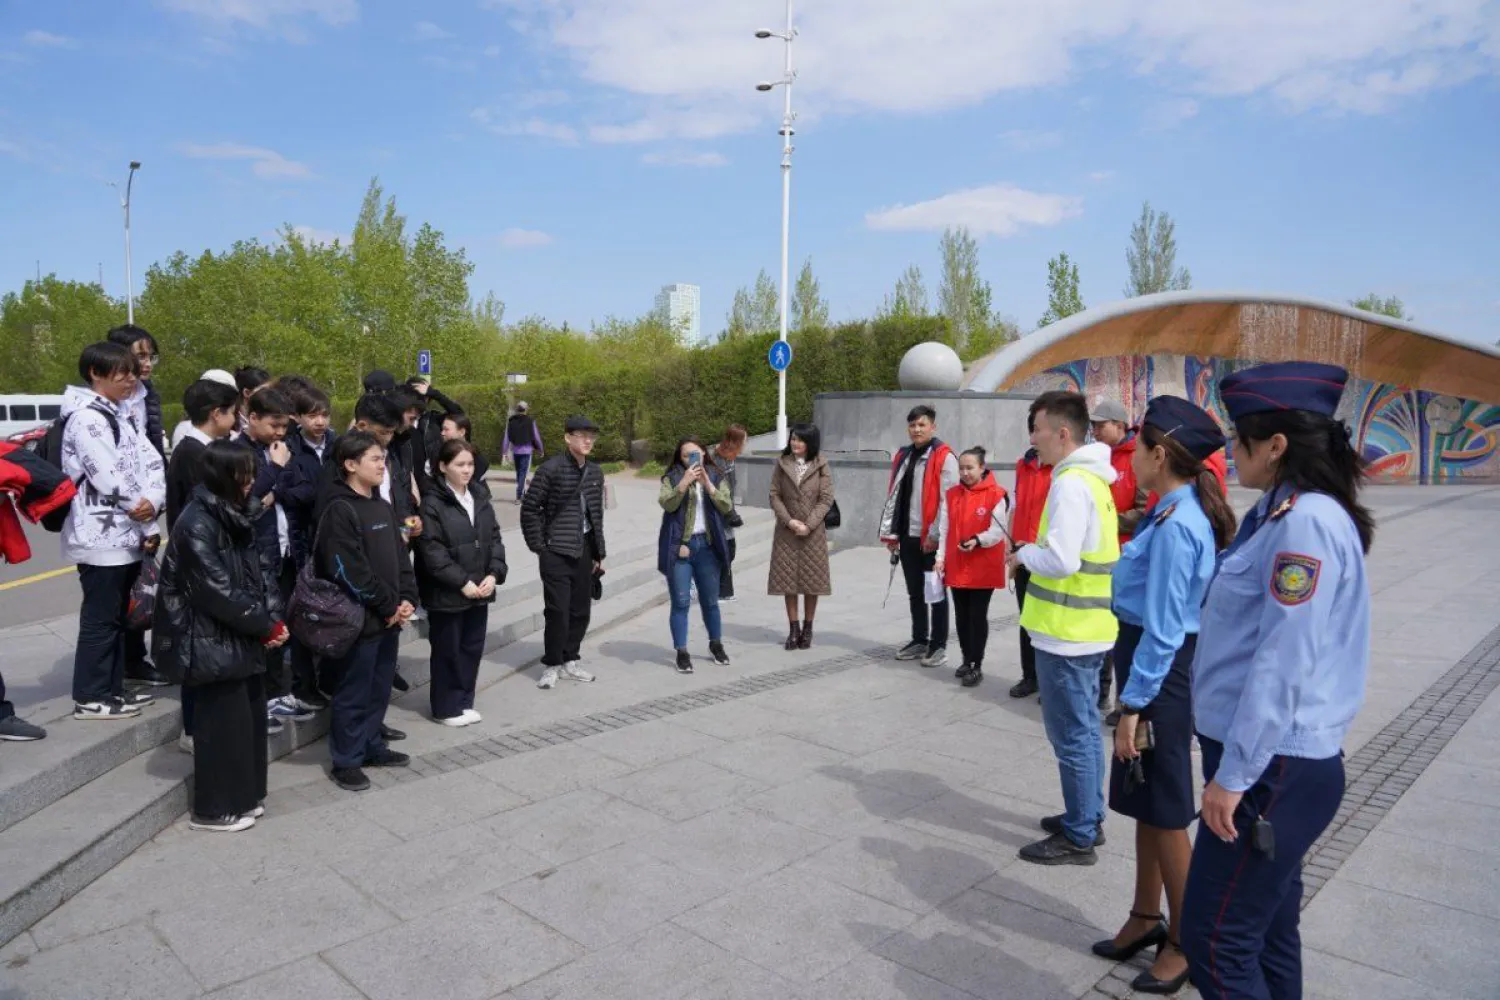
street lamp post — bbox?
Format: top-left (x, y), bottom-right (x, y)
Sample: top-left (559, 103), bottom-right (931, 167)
top-left (756, 0), bottom-right (797, 450)
top-left (110, 161), bottom-right (142, 324)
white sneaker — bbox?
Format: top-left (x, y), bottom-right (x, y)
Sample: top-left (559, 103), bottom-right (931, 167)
top-left (74, 701), bottom-right (140, 720)
top-left (920, 647), bottom-right (949, 669)
top-left (246, 803), bottom-right (265, 819)
top-left (436, 715), bottom-right (470, 727)
top-left (189, 814), bottom-right (255, 833)
top-left (537, 667), bottom-right (559, 690)
top-left (561, 662), bottom-right (595, 683)
top-left (178, 733), bottom-right (194, 754)
top-left (462, 709), bottom-right (483, 724)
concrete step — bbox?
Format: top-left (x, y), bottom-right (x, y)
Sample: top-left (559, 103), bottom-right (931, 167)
top-left (0, 526), bottom-right (778, 948)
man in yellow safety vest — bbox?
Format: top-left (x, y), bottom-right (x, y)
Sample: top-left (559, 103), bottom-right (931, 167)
top-left (1007, 390), bottom-right (1121, 866)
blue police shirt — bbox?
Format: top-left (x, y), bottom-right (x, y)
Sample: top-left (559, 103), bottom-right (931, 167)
top-left (1112, 483), bottom-right (1216, 711)
top-left (1191, 486), bottom-right (1370, 793)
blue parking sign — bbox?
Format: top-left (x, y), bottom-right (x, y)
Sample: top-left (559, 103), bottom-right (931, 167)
top-left (417, 350), bottom-right (432, 376)
top-left (768, 341), bottom-right (792, 372)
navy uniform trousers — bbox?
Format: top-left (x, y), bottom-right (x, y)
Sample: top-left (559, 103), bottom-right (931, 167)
top-left (1181, 737), bottom-right (1344, 1000)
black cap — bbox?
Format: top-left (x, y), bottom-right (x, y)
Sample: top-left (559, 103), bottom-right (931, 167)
top-left (564, 415), bottom-right (600, 434)
top-left (1143, 396), bottom-right (1226, 462)
top-left (363, 370), bottom-right (396, 394)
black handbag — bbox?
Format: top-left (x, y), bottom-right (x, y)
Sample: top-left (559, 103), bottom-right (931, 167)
top-left (824, 500), bottom-right (842, 530)
top-left (286, 502), bottom-right (366, 659)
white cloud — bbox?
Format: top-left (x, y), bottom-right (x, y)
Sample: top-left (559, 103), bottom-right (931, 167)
top-left (1145, 97), bottom-right (1201, 130)
top-left (641, 150), bottom-right (728, 167)
top-left (286, 224), bottom-right (348, 245)
top-left (498, 228), bottom-right (555, 249)
top-left (24, 30), bottom-right (75, 48)
top-left (1000, 129), bottom-right (1063, 152)
top-left (865, 184), bottom-right (1083, 238)
top-left (1088, 169), bottom-right (1117, 182)
top-left (157, 0), bottom-right (357, 41)
top-left (412, 21), bottom-right (451, 42)
top-left (471, 109), bottom-right (580, 143)
top-left (479, 0), bottom-right (1500, 138)
top-left (180, 142), bottom-right (313, 179)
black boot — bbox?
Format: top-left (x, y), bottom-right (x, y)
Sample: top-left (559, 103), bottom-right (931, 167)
top-left (783, 621), bottom-right (802, 651)
top-left (797, 620), bottom-right (813, 649)
top-left (961, 664), bottom-right (984, 688)
top-left (1009, 676), bottom-right (1038, 698)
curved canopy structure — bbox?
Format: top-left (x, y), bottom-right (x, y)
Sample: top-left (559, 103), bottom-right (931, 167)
top-left (967, 291), bottom-right (1500, 404)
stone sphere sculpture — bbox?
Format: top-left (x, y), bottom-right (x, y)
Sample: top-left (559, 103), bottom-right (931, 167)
top-left (898, 341), bottom-right (964, 391)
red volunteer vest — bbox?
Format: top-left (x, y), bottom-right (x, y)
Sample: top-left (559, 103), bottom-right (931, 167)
top-left (1011, 451), bottom-right (1052, 545)
top-left (942, 474), bottom-right (1009, 590)
top-left (885, 441), bottom-right (953, 543)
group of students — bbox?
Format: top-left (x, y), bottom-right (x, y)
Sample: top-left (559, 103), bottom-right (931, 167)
top-left (880, 365), bottom-right (1371, 999)
top-left (43, 328), bottom-right (606, 831)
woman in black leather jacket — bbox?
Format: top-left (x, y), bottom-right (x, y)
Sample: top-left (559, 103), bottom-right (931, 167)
top-left (417, 439), bottom-right (507, 726)
top-left (155, 441), bottom-right (288, 834)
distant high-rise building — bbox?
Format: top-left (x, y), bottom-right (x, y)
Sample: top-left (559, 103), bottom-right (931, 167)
top-left (655, 283), bottom-right (702, 344)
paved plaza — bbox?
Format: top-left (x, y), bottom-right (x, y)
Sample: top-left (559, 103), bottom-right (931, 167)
top-left (2, 484), bottom-right (1498, 999)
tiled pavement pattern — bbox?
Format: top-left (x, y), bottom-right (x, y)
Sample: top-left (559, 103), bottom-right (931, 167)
top-left (5, 484), bottom-right (1499, 1000)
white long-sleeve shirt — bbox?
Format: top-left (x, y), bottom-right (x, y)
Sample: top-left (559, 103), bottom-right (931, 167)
top-left (1015, 442), bottom-right (1117, 657)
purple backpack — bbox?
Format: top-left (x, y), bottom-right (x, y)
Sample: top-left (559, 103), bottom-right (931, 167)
top-left (286, 502), bottom-right (366, 658)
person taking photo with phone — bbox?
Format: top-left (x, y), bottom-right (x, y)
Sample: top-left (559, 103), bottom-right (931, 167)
top-left (657, 437), bottom-right (734, 674)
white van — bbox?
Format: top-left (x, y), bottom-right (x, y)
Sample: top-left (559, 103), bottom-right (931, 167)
top-left (0, 394), bottom-right (66, 449)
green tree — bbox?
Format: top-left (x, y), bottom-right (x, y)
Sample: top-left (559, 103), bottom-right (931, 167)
top-left (1125, 201), bottom-right (1191, 297)
top-left (791, 257), bottom-right (829, 331)
top-left (1039, 252), bottom-right (1086, 328)
top-left (1349, 293), bottom-right (1412, 321)
top-left (725, 268), bottom-right (780, 339)
top-left (0, 277), bottom-right (124, 392)
top-left (881, 264), bottom-right (929, 319)
top-left (937, 226), bottom-right (994, 351)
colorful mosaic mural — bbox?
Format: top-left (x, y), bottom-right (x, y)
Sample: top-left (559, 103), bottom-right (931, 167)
top-left (1019, 354), bottom-right (1500, 482)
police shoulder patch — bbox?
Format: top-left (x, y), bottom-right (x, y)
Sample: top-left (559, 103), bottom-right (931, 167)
top-left (1153, 502), bottom-right (1178, 526)
top-left (1270, 552), bottom-right (1321, 606)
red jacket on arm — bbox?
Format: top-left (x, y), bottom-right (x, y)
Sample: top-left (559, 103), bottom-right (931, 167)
top-left (1109, 433), bottom-right (1146, 543)
top-left (0, 441), bottom-right (78, 565)
top-left (1010, 449), bottom-right (1052, 545)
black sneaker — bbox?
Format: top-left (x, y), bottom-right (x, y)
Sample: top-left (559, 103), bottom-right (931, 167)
top-left (125, 660), bottom-right (172, 687)
top-left (1009, 677), bottom-right (1039, 698)
top-left (954, 662), bottom-right (972, 679)
top-left (380, 725), bottom-right (407, 742)
top-left (675, 649), bottom-right (694, 674)
top-left (391, 671), bottom-right (411, 693)
top-left (895, 640), bottom-right (928, 661)
top-left (961, 667), bottom-right (984, 688)
top-left (189, 813), bottom-right (255, 833)
top-left (1019, 831), bottom-right (1098, 866)
top-left (0, 716), bottom-right (47, 740)
top-left (364, 748), bottom-right (410, 767)
top-left (708, 641), bottom-right (730, 665)
top-left (331, 767), bottom-right (371, 791)
top-left (1041, 813), bottom-right (1106, 846)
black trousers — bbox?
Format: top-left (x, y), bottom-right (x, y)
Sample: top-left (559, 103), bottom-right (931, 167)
top-left (264, 556), bottom-right (297, 701)
top-left (899, 537), bottom-right (948, 649)
top-left (539, 542), bottom-right (595, 667)
top-left (192, 672), bottom-right (268, 818)
top-left (328, 630), bottom-right (400, 769)
top-left (1014, 565), bottom-right (1037, 684)
top-left (0, 669), bottom-right (13, 721)
top-left (951, 588), bottom-right (995, 667)
top-left (429, 605), bottom-right (488, 719)
top-left (73, 562), bottom-right (141, 704)
top-left (719, 537), bottom-right (737, 599)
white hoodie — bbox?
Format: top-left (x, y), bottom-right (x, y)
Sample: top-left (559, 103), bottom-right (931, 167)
top-left (59, 385), bottom-right (166, 567)
top-left (1016, 441), bottom-right (1118, 657)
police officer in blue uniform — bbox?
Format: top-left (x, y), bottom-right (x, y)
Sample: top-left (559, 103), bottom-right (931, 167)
top-left (1094, 396), bottom-right (1239, 995)
top-left (1181, 362), bottom-right (1375, 999)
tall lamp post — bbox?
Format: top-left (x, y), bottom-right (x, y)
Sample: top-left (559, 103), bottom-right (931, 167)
top-left (756, 0), bottom-right (796, 449)
top-left (109, 161), bottom-right (141, 324)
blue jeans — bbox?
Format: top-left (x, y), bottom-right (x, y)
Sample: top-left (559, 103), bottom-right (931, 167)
top-left (514, 451), bottom-right (532, 500)
top-left (328, 630), bottom-right (399, 770)
top-left (1034, 648), bottom-right (1107, 847)
top-left (668, 535), bottom-right (723, 649)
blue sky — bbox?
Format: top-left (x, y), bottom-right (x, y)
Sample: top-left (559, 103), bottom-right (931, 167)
top-left (2, 0), bottom-right (1498, 345)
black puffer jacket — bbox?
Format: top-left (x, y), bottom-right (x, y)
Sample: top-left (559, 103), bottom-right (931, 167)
top-left (142, 380), bottom-right (166, 458)
top-left (153, 486), bottom-right (275, 687)
top-left (416, 478), bottom-right (508, 613)
top-left (520, 454), bottom-right (607, 559)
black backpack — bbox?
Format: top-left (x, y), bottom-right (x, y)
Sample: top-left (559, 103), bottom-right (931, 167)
top-left (36, 406), bottom-right (121, 533)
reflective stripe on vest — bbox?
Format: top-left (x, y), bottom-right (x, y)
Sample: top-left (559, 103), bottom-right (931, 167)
top-left (1018, 466), bottom-right (1121, 644)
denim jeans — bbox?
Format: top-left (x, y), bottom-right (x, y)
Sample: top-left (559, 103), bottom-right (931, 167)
top-left (514, 452), bottom-right (532, 500)
top-left (1034, 648), bottom-right (1107, 847)
top-left (668, 534), bottom-right (723, 649)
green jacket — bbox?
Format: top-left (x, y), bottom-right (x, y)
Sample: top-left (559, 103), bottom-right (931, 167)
top-left (658, 474), bottom-right (734, 549)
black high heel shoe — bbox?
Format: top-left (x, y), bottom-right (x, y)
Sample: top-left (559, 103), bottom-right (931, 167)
top-left (1090, 911), bottom-right (1168, 961)
top-left (1131, 938), bottom-right (1192, 994)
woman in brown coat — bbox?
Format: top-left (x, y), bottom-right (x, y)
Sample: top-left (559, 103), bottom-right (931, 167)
top-left (768, 423), bottom-right (835, 650)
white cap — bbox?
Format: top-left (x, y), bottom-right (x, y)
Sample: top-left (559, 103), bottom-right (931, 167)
top-left (516, 401), bottom-right (529, 412)
top-left (201, 369), bottom-right (237, 389)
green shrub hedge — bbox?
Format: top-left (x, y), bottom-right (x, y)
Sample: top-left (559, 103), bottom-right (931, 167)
top-left (159, 316), bottom-right (951, 463)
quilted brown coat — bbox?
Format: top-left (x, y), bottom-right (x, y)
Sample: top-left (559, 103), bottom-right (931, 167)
top-left (767, 454), bottom-right (834, 596)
